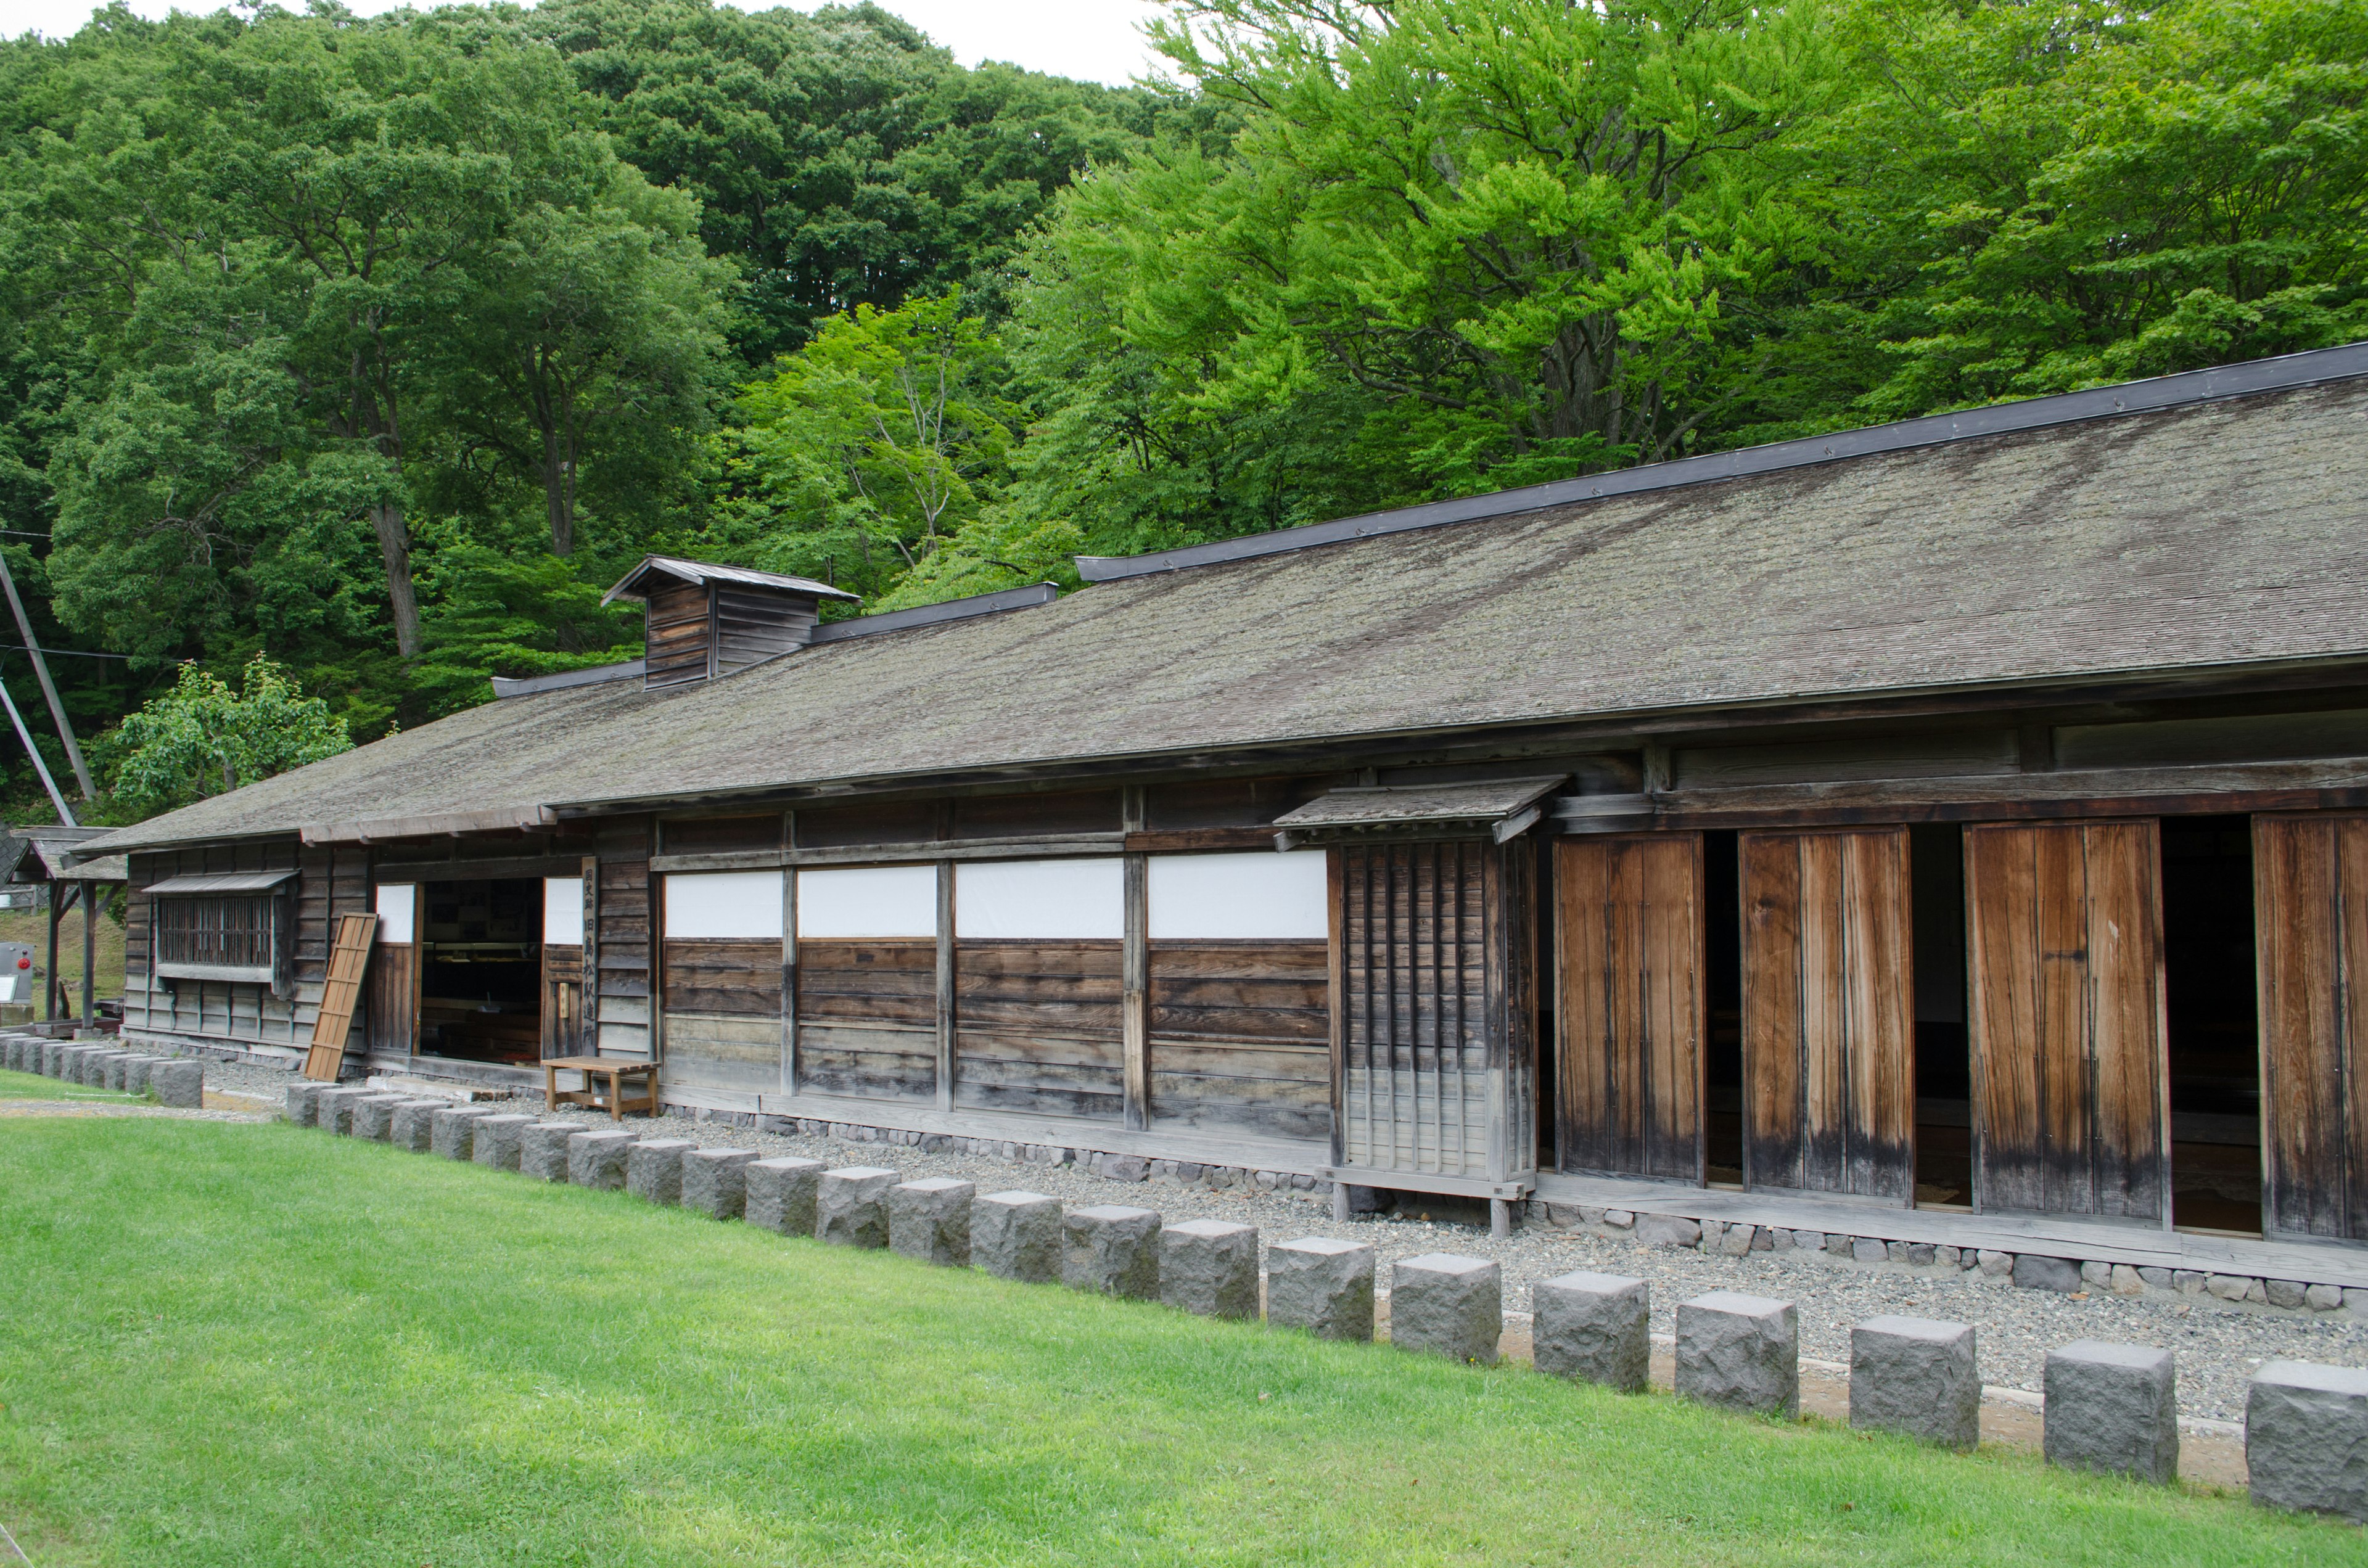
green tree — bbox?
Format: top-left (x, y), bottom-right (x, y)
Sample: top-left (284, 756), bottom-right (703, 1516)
top-left (104, 654), bottom-right (353, 815)
top-left (722, 292), bottom-right (1015, 601)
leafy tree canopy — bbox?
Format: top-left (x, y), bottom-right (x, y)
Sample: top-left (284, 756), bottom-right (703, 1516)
top-left (103, 654), bottom-right (353, 814)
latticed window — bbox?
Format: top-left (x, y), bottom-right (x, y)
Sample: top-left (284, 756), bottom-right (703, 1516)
top-left (146, 870), bottom-right (296, 993)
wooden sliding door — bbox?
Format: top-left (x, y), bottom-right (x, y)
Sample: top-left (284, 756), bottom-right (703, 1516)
top-left (2255, 813), bottom-right (2368, 1239)
top-left (365, 883), bottom-right (419, 1058)
top-left (1554, 834), bottom-right (1704, 1181)
top-left (1966, 819), bottom-right (2168, 1220)
top-left (1740, 828), bottom-right (1915, 1202)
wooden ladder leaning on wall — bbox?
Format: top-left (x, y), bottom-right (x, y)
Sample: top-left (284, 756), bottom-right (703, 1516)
top-left (303, 912), bottom-right (379, 1082)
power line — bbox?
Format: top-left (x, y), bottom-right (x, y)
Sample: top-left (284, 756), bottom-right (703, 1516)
top-left (0, 644), bottom-right (129, 661)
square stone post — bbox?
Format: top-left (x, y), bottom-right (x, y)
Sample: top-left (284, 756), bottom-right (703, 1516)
top-left (1389, 1254), bottom-right (1501, 1364)
top-left (568, 1129), bottom-right (639, 1190)
top-left (149, 1058), bottom-right (203, 1109)
top-left (1675, 1292), bottom-right (1799, 1418)
top-left (1063, 1204), bottom-right (1162, 1299)
top-left (746, 1157), bottom-right (824, 1235)
top-left (973, 1191), bottom-right (1062, 1283)
top-left (818, 1167), bottom-right (902, 1247)
top-left (284, 1081), bottom-right (324, 1128)
top-left (1532, 1271), bottom-right (1648, 1392)
top-left (890, 1178), bottom-right (975, 1265)
top-left (1850, 1315), bottom-right (1979, 1449)
top-left (683, 1147), bottom-right (760, 1218)
top-left (430, 1104), bottom-right (493, 1160)
top-left (1265, 1238), bottom-right (1375, 1341)
top-left (2043, 1340), bottom-right (2178, 1483)
top-left (627, 1138), bottom-right (698, 1206)
top-left (1160, 1219), bottom-right (1259, 1320)
top-left (2248, 1360), bottom-right (2368, 1520)
top-left (471, 1112), bottom-right (538, 1172)
top-left (388, 1100), bottom-right (446, 1153)
top-left (350, 1093), bottom-right (408, 1142)
top-left (520, 1122), bottom-right (580, 1181)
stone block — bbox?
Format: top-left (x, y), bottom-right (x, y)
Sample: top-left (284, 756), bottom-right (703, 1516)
top-left (38, 1041), bottom-right (66, 1076)
top-left (746, 1157), bottom-right (824, 1235)
top-left (350, 1093), bottom-right (408, 1141)
top-left (470, 1112), bottom-right (538, 1172)
top-left (2139, 1266), bottom-right (2173, 1289)
top-left (1, 1037), bottom-right (25, 1071)
top-left (1099, 1154), bottom-right (1149, 1183)
top-left (818, 1166), bottom-right (902, 1247)
top-left (2206, 1273), bottom-right (2255, 1302)
top-left (1265, 1237), bottom-right (1375, 1341)
top-left (121, 1056), bottom-right (158, 1094)
top-left (314, 1085), bottom-right (363, 1135)
top-left (2266, 1279), bottom-right (2308, 1310)
top-left (1063, 1204), bottom-right (1162, 1299)
top-left (1825, 1233), bottom-right (1854, 1257)
top-left (1794, 1229), bottom-right (1825, 1252)
top-left (1850, 1315), bottom-right (1978, 1449)
top-left (520, 1122), bottom-right (580, 1181)
top-left (567, 1129), bottom-right (639, 1189)
top-left (627, 1139), bottom-right (697, 1206)
top-left (2110, 1264), bottom-right (2145, 1296)
top-left (284, 1081), bottom-right (324, 1127)
top-left (1635, 1213), bottom-right (1700, 1248)
top-left (2247, 1361), bottom-right (2368, 1520)
top-left (64, 1045), bottom-right (100, 1083)
top-left (2308, 1283), bottom-right (2345, 1311)
top-left (78, 1048), bottom-right (115, 1086)
top-left (972, 1191), bottom-right (1063, 1282)
top-left (2080, 1260), bottom-right (2112, 1289)
top-left (1389, 1254), bottom-right (1501, 1365)
top-left (2013, 1254), bottom-right (2079, 1293)
top-left (388, 1100), bottom-right (445, 1153)
top-left (686, 1151), bottom-right (757, 1222)
top-left (99, 1053), bottom-right (131, 1090)
top-left (1852, 1238), bottom-right (1888, 1264)
top-left (890, 1177), bottom-right (975, 1266)
top-left (2043, 1340), bottom-right (2178, 1483)
top-left (1159, 1218), bottom-right (1257, 1320)
top-left (1719, 1223), bottom-right (1752, 1257)
top-left (430, 1104), bottom-right (491, 1160)
top-left (1978, 1249), bottom-right (2013, 1278)
top-left (1675, 1292), bottom-right (1799, 1418)
top-left (1532, 1271), bottom-right (1648, 1392)
top-left (150, 1057), bottom-right (204, 1109)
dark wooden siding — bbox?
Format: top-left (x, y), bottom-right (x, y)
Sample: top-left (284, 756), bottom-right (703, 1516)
top-left (662, 815), bottom-right (785, 856)
top-left (795, 938), bottom-right (937, 1101)
top-left (1967, 819), bottom-right (2168, 1220)
top-left (663, 936), bottom-right (785, 1094)
top-left (712, 583), bottom-right (817, 675)
top-left (1336, 840), bottom-right (1534, 1183)
top-left (954, 939), bottom-right (1124, 1120)
top-left (1148, 940), bottom-right (1329, 1141)
top-left (541, 943), bottom-right (583, 1061)
top-left (1145, 777), bottom-right (1330, 831)
top-left (1555, 834), bottom-right (1704, 1181)
top-left (796, 800), bottom-right (938, 849)
top-left (1740, 827), bottom-right (1916, 1202)
top-left (951, 790), bottom-right (1122, 840)
top-left (643, 580), bottom-right (711, 689)
top-left (2255, 813), bottom-right (2368, 1238)
top-left (125, 840), bottom-right (313, 1049)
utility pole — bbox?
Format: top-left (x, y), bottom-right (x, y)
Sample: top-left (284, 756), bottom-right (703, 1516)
top-left (0, 675), bottom-right (74, 827)
top-left (0, 552), bottom-right (92, 799)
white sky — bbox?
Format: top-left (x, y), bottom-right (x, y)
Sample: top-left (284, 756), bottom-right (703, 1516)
top-left (0, 0), bottom-right (1174, 86)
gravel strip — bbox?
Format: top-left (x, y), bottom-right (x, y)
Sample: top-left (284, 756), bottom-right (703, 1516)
top-left (195, 1056), bottom-right (2368, 1422)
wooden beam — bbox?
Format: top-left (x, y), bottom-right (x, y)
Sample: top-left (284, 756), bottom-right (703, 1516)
top-left (934, 861), bottom-right (955, 1113)
top-left (653, 835), bottom-right (1125, 872)
top-left (1122, 851), bottom-right (1148, 1131)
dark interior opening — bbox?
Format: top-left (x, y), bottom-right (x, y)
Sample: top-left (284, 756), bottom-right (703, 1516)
top-left (419, 877), bottom-right (544, 1065)
top-left (2161, 815), bottom-right (2261, 1234)
top-left (1703, 830), bottom-right (1743, 1185)
top-left (1910, 823), bottom-right (1972, 1207)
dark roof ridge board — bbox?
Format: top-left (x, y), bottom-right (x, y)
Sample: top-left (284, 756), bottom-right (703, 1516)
top-left (1075, 340), bottom-right (2368, 583)
top-left (808, 582), bottom-right (1059, 643)
top-left (490, 659), bottom-right (646, 700)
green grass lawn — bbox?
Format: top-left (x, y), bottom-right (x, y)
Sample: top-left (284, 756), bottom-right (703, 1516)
top-left (0, 1123), bottom-right (2358, 1567)
top-left (0, 1065), bottom-right (132, 1101)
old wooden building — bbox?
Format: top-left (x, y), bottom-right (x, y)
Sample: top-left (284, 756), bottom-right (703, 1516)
top-left (76, 347), bottom-right (2368, 1281)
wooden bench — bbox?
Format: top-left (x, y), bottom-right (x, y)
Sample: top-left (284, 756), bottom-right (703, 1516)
top-left (541, 1056), bottom-right (660, 1121)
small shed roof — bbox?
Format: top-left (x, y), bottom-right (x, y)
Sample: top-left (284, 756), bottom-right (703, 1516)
top-left (601, 555), bottom-right (858, 605)
top-left (144, 869), bottom-right (298, 895)
top-left (77, 362), bottom-right (2368, 858)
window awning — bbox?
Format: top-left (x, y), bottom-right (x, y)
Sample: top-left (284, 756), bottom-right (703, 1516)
top-left (1272, 776), bottom-right (1568, 847)
top-left (145, 869), bottom-right (299, 895)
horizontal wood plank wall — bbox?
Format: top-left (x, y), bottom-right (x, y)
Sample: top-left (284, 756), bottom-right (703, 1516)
top-left (1967, 819), bottom-right (2168, 1220)
top-left (365, 938), bottom-right (417, 1057)
top-left (1148, 940), bottom-right (1330, 1141)
top-left (2255, 813), bottom-right (2368, 1239)
top-left (1555, 834), bottom-right (1705, 1181)
top-left (541, 943), bottom-right (583, 1061)
top-left (712, 583), bottom-right (816, 675)
top-left (124, 841), bottom-right (314, 1050)
top-left (643, 580), bottom-right (710, 689)
top-left (661, 937), bottom-right (785, 1094)
top-left (955, 939), bottom-right (1124, 1120)
top-left (796, 939), bottom-right (937, 1102)
top-left (1338, 842), bottom-right (1495, 1180)
top-left (594, 820), bottom-right (654, 1059)
top-left (1740, 827), bottom-right (1915, 1203)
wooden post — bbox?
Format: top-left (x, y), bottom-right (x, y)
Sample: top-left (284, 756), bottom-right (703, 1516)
top-left (80, 881), bottom-right (94, 1024)
top-left (781, 858), bottom-right (798, 1097)
top-left (935, 861), bottom-right (955, 1112)
top-left (1122, 851), bottom-right (1149, 1131)
top-left (580, 856), bottom-right (599, 1054)
top-left (44, 882), bottom-right (59, 1022)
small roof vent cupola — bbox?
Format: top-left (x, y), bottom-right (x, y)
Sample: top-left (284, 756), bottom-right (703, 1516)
top-left (602, 556), bottom-right (858, 692)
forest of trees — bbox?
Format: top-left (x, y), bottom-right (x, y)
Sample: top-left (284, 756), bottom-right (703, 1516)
top-left (0, 0), bottom-right (2361, 823)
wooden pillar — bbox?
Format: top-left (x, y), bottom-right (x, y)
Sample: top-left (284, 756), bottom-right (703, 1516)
top-left (1121, 785), bottom-right (1149, 1131)
top-left (44, 883), bottom-right (59, 1022)
top-left (82, 881), bottom-right (96, 1024)
top-left (580, 855), bottom-right (599, 1054)
top-left (781, 857), bottom-right (798, 1098)
top-left (934, 861), bottom-right (955, 1112)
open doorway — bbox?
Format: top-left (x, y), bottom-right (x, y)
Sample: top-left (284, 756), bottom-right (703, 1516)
top-left (1703, 830), bottom-right (1743, 1186)
top-left (417, 877), bottom-right (545, 1065)
top-left (1910, 824), bottom-right (1971, 1207)
top-left (2161, 815), bottom-right (2261, 1233)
